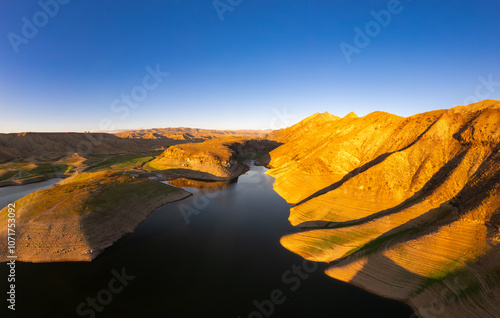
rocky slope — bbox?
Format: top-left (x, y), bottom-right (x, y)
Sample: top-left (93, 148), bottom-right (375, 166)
top-left (268, 100), bottom-right (500, 317)
top-left (0, 171), bottom-right (191, 262)
top-left (145, 137), bottom-right (280, 180)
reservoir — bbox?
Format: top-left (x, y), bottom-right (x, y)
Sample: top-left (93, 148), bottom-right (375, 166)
top-left (0, 164), bottom-right (414, 317)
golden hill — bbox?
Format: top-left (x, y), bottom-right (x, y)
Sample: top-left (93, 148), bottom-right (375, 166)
top-left (268, 100), bottom-right (500, 318)
top-left (145, 137), bottom-right (280, 180)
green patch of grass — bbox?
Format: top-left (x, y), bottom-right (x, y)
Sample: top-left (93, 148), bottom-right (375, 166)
top-left (300, 228), bottom-right (382, 257)
top-left (110, 156), bottom-right (154, 170)
top-left (30, 163), bottom-right (68, 175)
top-left (411, 267), bottom-right (494, 299)
top-left (66, 172), bottom-right (93, 183)
top-left (343, 228), bottom-right (415, 258)
top-left (0, 170), bottom-right (18, 181)
top-left (85, 152), bottom-right (161, 171)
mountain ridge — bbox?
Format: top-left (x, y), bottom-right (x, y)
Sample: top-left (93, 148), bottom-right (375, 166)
top-left (267, 99), bottom-right (500, 318)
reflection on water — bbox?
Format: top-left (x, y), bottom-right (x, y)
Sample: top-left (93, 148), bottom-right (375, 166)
top-left (167, 177), bottom-right (236, 193)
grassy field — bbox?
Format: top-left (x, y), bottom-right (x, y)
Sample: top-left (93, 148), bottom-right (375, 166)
top-left (5, 170), bottom-right (182, 222)
top-left (0, 151), bottom-right (162, 185)
top-left (83, 152), bottom-right (162, 172)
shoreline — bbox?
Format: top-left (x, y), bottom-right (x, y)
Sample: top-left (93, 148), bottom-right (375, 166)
top-left (0, 189), bottom-right (192, 263)
top-left (21, 190), bottom-right (193, 264)
top-left (0, 172), bottom-right (193, 263)
top-left (0, 172), bottom-right (68, 188)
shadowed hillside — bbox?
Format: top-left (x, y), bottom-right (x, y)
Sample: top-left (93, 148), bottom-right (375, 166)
top-left (268, 100), bottom-right (500, 318)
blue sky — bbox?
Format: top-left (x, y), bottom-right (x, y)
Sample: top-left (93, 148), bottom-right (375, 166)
top-left (1, 0), bottom-right (499, 132)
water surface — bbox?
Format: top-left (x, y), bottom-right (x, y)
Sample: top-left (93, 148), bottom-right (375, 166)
top-left (0, 178), bottom-right (63, 209)
top-left (0, 166), bottom-right (414, 317)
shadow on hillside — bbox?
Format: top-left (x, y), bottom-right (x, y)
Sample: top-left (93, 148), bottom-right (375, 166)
top-left (300, 146), bottom-right (471, 230)
top-left (329, 242), bottom-right (500, 317)
top-left (284, 141), bottom-right (500, 300)
top-left (294, 116), bottom-right (442, 206)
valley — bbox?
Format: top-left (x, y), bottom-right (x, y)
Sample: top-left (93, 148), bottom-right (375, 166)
top-left (1, 100), bottom-right (500, 317)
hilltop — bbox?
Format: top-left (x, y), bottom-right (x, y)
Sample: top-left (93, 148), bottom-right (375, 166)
top-left (145, 137), bottom-right (280, 180)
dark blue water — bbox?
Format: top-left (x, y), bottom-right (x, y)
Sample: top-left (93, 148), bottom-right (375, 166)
top-left (1, 165), bottom-right (414, 318)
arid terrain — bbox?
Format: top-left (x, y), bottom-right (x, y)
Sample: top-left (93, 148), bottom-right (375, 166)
top-left (0, 128), bottom-right (267, 186)
top-left (1, 101), bottom-right (499, 317)
top-left (266, 100), bottom-right (500, 318)
top-left (0, 131), bottom-right (276, 262)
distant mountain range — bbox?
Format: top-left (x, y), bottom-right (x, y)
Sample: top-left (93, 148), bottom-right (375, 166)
top-left (0, 128), bottom-right (268, 162)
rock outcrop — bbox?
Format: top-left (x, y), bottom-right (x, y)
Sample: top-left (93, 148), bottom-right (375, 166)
top-left (268, 100), bottom-right (500, 318)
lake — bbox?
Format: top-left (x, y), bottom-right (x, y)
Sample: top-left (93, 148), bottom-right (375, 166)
top-left (0, 164), bottom-right (414, 317)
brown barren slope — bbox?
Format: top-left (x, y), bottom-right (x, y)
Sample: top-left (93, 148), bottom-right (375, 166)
top-left (0, 132), bottom-right (176, 162)
top-left (269, 100), bottom-right (500, 318)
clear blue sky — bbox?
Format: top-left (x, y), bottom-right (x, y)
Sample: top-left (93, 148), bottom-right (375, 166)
top-left (1, 0), bottom-right (499, 132)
